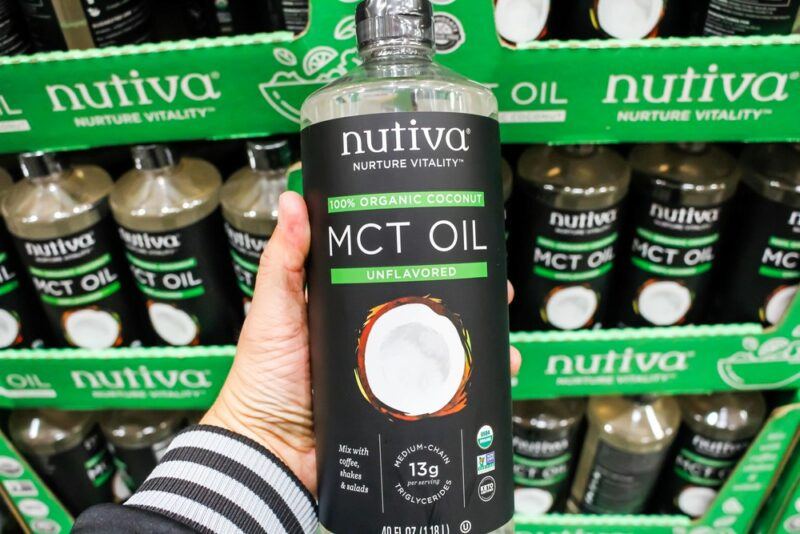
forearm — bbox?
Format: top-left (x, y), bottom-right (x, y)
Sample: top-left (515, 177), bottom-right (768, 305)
top-left (74, 425), bottom-right (318, 534)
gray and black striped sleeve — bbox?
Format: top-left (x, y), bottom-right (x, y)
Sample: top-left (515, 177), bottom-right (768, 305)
top-left (124, 425), bottom-right (317, 534)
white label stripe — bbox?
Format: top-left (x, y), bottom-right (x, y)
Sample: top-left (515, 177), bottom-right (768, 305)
top-left (142, 460), bottom-right (287, 534)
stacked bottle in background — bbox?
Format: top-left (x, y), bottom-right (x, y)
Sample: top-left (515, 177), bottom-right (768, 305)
top-left (3, 0), bottom-right (799, 56)
top-left (509, 145), bottom-right (629, 331)
top-left (4, 395), bottom-right (768, 521)
top-left (8, 410), bottom-right (190, 515)
top-left (221, 139), bottom-right (290, 315)
top-left (494, 0), bottom-right (800, 46)
top-left (0, 0), bottom-right (309, 55)
top-left (0, 140), bottom-right (797, 345)
top-left (512, 392), bottom-right (767, 518)
top-left (0, 137), bottom-right (292, 348)
top-left (2, 152), bottom-right (145, 349)
top-left (508, 142), bottom-right (800, 331)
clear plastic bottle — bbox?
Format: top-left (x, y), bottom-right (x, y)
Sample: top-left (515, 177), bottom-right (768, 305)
top-left (9, 410), bottom-right (115, 514)
top-left (510, 145), bottom-right (630, 331)
top-left (110, 145), bottom-right (241, 346)
top-left (658, 392), bottom-right (766, 518)
top-left (619, 143), bottom-right (740, 327)
top-left (568, 395), bottom-right (680, 515)
top-left (101, 411), bottom-right (185, 492)
top-left (2, 152), bottom-right (143, 348)
top-left (301, 1), bottom-right (512, 532)
top-left (221, 139), bottom-right (291, 314)
top-left (513, 398), bottom-right (586, 515)
top-left (722, 144), bottom-right (800, 325)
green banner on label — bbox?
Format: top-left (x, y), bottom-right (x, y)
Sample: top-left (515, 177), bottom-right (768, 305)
top-left (769, 236), bottom-right (800, 250)
top-left (637, 228), bottom-right (719, 248)
top-left (40, 281), bottom-right (120, 307)
top-left (29, 253), bottom-right (111, 279)
top-left (327, 191), bottom-right (485, 213)
top-left (632, 257), bottom-right (712, 277)
top-left (513, 453), bottom-right (571, 468)
top-left (136, 283), bottom-right (205, 300)
top-left (537, 233), bottom-right (617, 253)
top-left (0, 280), bottom-right (19, 297)
top-left (331, 262), bottom-right (487, 284)
top-left (231, 251), bottom-right (258, 273)
top-left (238, 281), bottom-right (254, 298)
top-left (534, 263), bottom-right (612, 282)
top-left (760, 265), bottom-right (800, 279)
top-left (126, 253), bottom-right (197, 272)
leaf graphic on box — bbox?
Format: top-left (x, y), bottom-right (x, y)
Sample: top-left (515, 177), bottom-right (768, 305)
top-left (304, 46), bottom-right (338, 77)
top-left (273, 48), bottom-right (298, 67)
top-left (334, 16), bottom-right (357, 40)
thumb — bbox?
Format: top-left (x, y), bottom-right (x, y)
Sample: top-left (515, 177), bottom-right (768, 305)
top-left (239, 191), bottom-right (310, 346)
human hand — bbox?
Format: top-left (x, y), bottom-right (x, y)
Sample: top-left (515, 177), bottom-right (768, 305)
top-left (202, 191), bottom-right (521, 495)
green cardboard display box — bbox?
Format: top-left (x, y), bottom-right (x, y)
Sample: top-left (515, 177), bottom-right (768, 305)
top-left (0, 1), bottom-right (799, 532)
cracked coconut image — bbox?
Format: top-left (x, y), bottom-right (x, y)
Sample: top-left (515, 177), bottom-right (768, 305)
top-left (355, 296), bottom-right (472, 421)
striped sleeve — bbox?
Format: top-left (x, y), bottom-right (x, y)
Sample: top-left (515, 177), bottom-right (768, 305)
top-left (125, 425), bottom-right (317, 534)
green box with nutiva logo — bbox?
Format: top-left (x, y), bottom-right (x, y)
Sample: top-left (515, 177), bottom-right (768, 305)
top-left (2, 1), bottom-right (800, 153)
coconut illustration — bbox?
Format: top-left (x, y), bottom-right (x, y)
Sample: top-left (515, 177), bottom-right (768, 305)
top-left (763, 285), bottom-right (798, 326)
top-left (0, 308), bottom-right (20, 348)
top-left (636, 280), bottom-right (692, 326)
top-left (677, 486), bottom-right (717, 518)
top-left (494, 0), bottom-right (550, 44)
top-left (355, 296), bottom-right (471, 421)
top-left (148, 302), bottom-right (199, 346)
top-left (514, 487), bottom-right (554, 516)
top-left (595, 0), bottom-right (664, 39)
top-left (543, 285), bottom-right (598, 330)
top-left (63, 308), bottom-right (121, 349)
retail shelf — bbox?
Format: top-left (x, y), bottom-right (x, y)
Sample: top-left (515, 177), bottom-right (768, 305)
top-left (0, 296), bottom-right (797, 409)
top-left (1, 1), bottom-right (800, 154)
top-left (511, 294), bottom-right (800, 399)
top-left (2, 403), bottom-right (795, 534)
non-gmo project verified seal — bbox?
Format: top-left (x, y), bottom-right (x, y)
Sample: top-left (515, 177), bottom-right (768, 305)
top-left (477, 452), bottom-right (495, 475)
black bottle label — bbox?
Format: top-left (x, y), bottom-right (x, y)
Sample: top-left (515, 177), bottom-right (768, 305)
top-left (512, 195), bottom-right (620, 331)
top-left (111, 437), bottom-right (173, 491)
top-left (26, 427), bottom-right (115, 515)
top-left (723, 184), bottom-right (800, 325)
top-left (14, 216), bottom-right (141, 348)
top-left (0, 229), bottom-right (41, 348)
top-left (512, 420), bottom-right (581, 514)
top-left (618, 177), bottom-right (728, 327)
top-left (16, 0), bottom-right (68, 51)
top-left (703, 0), bottom-right (800, 36)
top-left (223, 221), bottom-right (268, 312)
top-left (578, 439), bottom-right (669, 514)
top-left (0, 0), bottom-right (32, 55)
top-left (302, 112), bottom-right (513, 533)
top-left (662, 426), bottom-right (753, 518)
top-left (17, 0), bottom-right (151, 50)
top-left (79, 0), bottom-right (152, 47)
top-left (118, 211), bottom-right (241, 345)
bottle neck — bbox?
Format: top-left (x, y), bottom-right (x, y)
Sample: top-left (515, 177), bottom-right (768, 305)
top-left (359, 41), bottom-right (434, 63)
